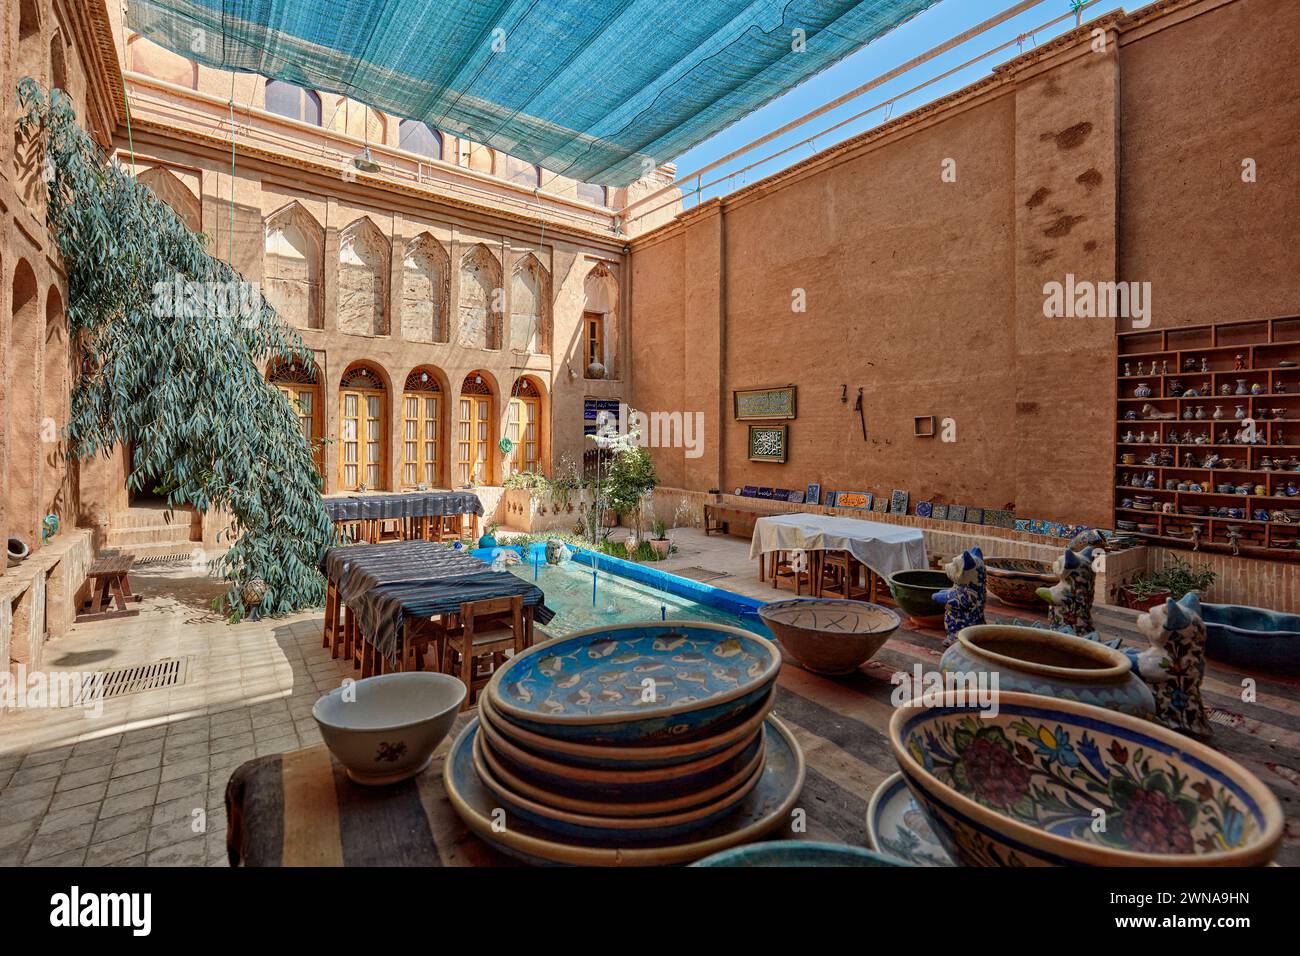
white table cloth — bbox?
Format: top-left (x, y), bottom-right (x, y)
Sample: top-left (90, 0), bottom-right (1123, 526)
top-left (749, 513), bottom-right (928, 581)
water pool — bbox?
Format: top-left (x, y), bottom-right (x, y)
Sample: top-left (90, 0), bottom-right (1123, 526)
top-left (471, 545), bottom-right (770, 639)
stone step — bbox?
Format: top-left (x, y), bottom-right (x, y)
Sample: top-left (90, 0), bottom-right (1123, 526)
top-left (109, 507), bottom-right (200, 530)
top-left (97, 541), bottom-right (206, 562)
top-left (103, 524), bottom-right (201, 547)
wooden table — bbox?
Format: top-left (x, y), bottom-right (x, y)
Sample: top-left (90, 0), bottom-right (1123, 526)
top-left (749, 513), bottom-right (927, 597)
top-left (78, 553), bottom-right (141, 622)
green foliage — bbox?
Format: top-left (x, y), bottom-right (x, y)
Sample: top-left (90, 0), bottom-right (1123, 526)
top-left (605, 446), bottom-right (658, 517)
top-left (18, 79), bottom-right (333, 619)
top-left (1132, 557), bottom-right (1216, 601)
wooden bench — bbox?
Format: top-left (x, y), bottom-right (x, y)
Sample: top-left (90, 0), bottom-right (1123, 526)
top-left (703, 504), bottom-right (793, 538)
top-left (78, 553), bottom-right (142, 622)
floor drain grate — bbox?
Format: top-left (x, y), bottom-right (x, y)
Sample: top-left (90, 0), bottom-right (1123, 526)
top-left (80, 658), bottom-right (188, 702)
top-left (132, 552), bottom-right (198, 568)
top-left (672, 566), bottom-right (730, 583)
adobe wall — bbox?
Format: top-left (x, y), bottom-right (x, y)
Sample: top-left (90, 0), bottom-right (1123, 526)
top-left (630, 0), bottom-right (1300, 542)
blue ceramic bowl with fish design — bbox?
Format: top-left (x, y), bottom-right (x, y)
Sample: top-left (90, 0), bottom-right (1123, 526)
top-left (691, 841), bottom-right (907, 867)
top-left (486, 622), bottom-right (781, 745)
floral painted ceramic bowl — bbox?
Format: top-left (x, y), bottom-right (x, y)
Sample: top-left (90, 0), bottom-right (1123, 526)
top-left (889, 691), bottom-right (1283, 866)
top-left (940, 625), bottom-right (1155, 719)
top-left (312, 672), bottom-right (466, 786)
top-left (758, 599), bottom-right (899, 675)
top-left (983, 558), bottom-right (1059, 608)
top-left (486, 623), bottom-right (781, 745)
top-left (887, 570), bottom-right (949, 625)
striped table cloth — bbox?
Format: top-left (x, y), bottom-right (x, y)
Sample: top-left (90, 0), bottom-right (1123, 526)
top-left (321, 491), bottom-right (484, 523)
top-left (224, 618), bottom-right (1300, 866)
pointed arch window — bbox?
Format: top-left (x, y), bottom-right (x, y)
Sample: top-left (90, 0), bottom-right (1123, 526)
top-left (507, 379), bottom-right (542, 476)
top-left (402, 369), bottom-right (441, 488)
top-left (339, 365), bottom-right (387, 490)
top-left (457, 374), bottom-right (493, 486)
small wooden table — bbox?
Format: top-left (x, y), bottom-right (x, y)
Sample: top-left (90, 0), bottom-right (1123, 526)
top-left (78, 553), bottom-right (142, 621)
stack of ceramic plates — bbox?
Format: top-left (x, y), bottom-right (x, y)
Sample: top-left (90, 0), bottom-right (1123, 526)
top-left (443, 622), bottom-right (805, 865)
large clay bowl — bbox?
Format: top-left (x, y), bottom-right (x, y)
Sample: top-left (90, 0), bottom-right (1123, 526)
top-left (486, 622), bottom-right (781, 746)
top-left (984, 558), bottom-right (1059, 608)
top-left (887, 570), bottom-right (949, 625)
top-left (941, 625), bottom-right (1155, 719)
top-left (312, 672), bottom-right (466, 785)
top-left (889, 691), bottom-right (1284, 867)
top-left (478, 689), bottom-right (774, 771)
top-left (758, 599), bottom-right (900, 675)
top-left (472, 727), bottom-right (764, 844)
top-left (691, 841), bottom-right (908, 867)
top-left (1187, 593), bottom-right (1300, 674)
top-left (478, 723), bottom-right (767, 818)
top-left (477, 700), bottom-right (765, 804)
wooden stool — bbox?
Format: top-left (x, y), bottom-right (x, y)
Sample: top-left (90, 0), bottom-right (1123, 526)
top-left (78, 554), bottom-right (142, 622)
top-left (441, 596), bottom-right (525, 711)
top-left (821, 551), bottom-right (867, 600)
top-left (770, 550), bottom-right (812, 595)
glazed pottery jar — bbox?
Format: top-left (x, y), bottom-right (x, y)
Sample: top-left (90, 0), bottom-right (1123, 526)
top-left (1235, 379), bottom-right (1249, 395)
top-left (1220, 383), bottom-right (1232, 396)
top-left (1252, 383), bottom-right (1265, 395)
top-left (1212, 406), bottom-right (1224, 420)
top-left (1234, 405), bottom-right (1246, 419)
top-left (1134, 382), bottom-right (1152, 398)
top-left (939, 626), bottom-right (1156, 719)
top-left (1194, 406), bottom-right (1206, 420)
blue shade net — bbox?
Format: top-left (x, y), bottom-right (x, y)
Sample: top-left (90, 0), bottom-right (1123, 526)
top-left (129, 0), bottom-right (942, 186)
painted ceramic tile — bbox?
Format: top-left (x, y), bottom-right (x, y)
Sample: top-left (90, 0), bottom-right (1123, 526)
top-left (986, 509), bottom-right (1014, 529)
top-left (834, 491), bottom-right (872, 511)
top-left (757, 487), bottom-right (774, 499)
top-left (915, 501), bottom-right (933, 518)
top-left (948, 505), bottom-right (967, 523)
top-left (806, 483), bottom-right (821, 506)
top-left (824, 491), bottom-right (838, 507)
top-left (966, 507), bottom-right (984, 526)
top-left (932, 504), bottom-right (949, 521)
top-left (890, 490), bottom-right (909, 515)
top-left (1030, 519), bottom-right (1047, 535)
top-left (875, 497), bottom-right (890, 513)
top-left (786, 489), bottom-right (806, 504)
top-left (742, 486), bottom-right (758, 498)
top-left (1014, 519), bottom-right (1030, 533)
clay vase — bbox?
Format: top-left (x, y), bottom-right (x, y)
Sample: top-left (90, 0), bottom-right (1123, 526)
top-left (1236, 379), bottom-right (1249, 395)
top-left (938, 625), bottom-right (1156, 719)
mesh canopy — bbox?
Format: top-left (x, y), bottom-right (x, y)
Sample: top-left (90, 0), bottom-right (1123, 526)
top-left (128, 0), bottom-right (941, 186)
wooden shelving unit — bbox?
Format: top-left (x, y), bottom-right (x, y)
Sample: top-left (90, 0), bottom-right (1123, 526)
top-left (1116, 316), bottom-right (1300, 558)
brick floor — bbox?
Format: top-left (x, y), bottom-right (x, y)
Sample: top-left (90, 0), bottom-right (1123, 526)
top-left (0, 565), bottom-right (349, 868)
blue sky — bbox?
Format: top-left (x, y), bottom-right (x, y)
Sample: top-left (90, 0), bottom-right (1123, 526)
top-left (668, 0), bottom-right (1122, 208)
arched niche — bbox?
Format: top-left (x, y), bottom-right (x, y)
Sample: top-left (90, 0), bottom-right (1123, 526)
top-left (337, 217), bottom-right (390, 337)
top-left (264, 202), bottom-right (324, 329)
top-left (401, 233), bottom-right (450, 344)
top-left (510, 253), bottom-right (551, 355)
top-left (137, 166), bottom-right (201, 234)
top-left (583, 262), bottom-right (620, 379)
top-left (458, 244), bottom-right (502, 350)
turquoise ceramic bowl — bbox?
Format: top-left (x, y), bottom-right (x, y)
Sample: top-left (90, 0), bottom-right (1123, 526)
top-left (691, 841), bottom-right (907, 867)
top-left (478, 689), bottom-right (775, 771)
top-left (889, 691), bottom-right (1284, 867)
top-left (486, 622), bottom-right (781, 746)
top-left (1185, 593), bottom-right (1300, 674)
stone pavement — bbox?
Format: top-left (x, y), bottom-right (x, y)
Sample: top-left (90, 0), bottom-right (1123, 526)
top-left (0, 565), bottom-right (351, 867)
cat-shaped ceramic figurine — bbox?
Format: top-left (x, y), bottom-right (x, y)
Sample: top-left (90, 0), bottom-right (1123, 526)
top-left (1036, 547), bottom-right (1096, 636)
top-left (932, 547), bottom-right (985, 647)
top-left (1136, 593), bottom-right (1211, 738)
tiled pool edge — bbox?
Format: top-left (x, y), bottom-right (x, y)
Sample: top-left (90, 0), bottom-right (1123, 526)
top-left (472, 545), bottom-right (766, 622)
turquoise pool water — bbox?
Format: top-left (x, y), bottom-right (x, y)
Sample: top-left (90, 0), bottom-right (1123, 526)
top-left (472, 545), bottom-right (770, 639)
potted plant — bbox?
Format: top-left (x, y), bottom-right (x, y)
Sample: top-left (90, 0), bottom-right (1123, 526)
top-left (478, 521), bottom-right (500, 548)
top-left (649, 517), bottom-right (670, 558)
top-left (1120, 557), bottom-right (1216, 610)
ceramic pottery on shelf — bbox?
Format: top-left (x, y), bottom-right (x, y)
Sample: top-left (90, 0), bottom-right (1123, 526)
top-left (932, 547), bottom-right (986, 647)
top-left (1187, 592), bottom-right (1300, 674)
top-left (887, 570), bottom-right (949, 625)
top-left (486, 622), bottom-right (781, 745)
top-left (1135, 595), bottom-right (1212, 738)
top-left (758, 598), bottom-right (900, 675)
top-left (866, 772), bottom-right (955, 866)
top-left (983, 558), bottom-right (1059, 608)
top-left (692, 840), bottom-right (907, 867)
top-left (1133, 382), bottom-right (1152, 398)
top-left (939, 625), bottom-right (1155, 718)
top-left (888, 691), bottom-right (1284, 867)
top-left (443, 715), bottom-right (806, 866)
top-left (1035, 546), bottom-right (1097, 636)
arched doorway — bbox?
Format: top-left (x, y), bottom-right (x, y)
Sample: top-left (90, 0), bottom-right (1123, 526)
top-left (268, 356), bottom-right (323, 478)
top-left (10, 260), bottom-right (41, 544)
top-left (506, 378), bottom-right (543, 476)
top-left (456, 372), bottom-right (494, 487)
top-left (338, 364), bottom-right (387, 491)
top-left (402, 367), bottom-right (442, 488)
